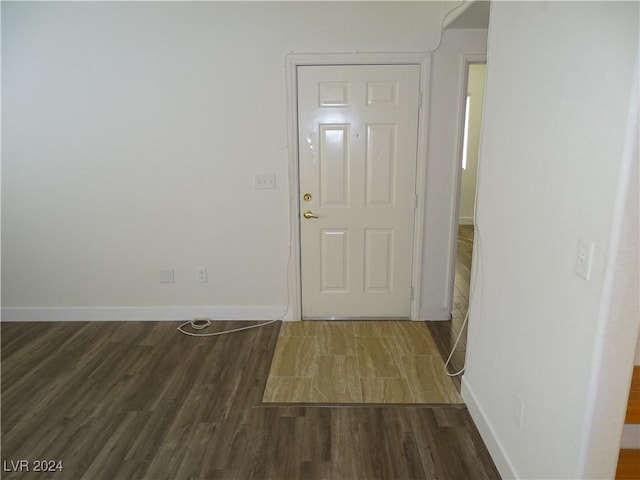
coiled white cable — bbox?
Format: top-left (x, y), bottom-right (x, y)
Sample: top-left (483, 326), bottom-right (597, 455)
top-left (177, 317), bottom-right (280, 337)
top-left (177, 245), bottom-right (291, 337)
top-left (177, 243), bottom-right (292, 338)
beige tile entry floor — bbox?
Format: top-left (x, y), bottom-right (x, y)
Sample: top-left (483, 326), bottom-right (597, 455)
top-left (262, 320), bottom-right (462, 404)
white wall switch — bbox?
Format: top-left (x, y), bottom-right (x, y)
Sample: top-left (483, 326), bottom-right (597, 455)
top-left (575, 238), bottom-right (595, 280)
top-left (159, 268), bottom-right (175, 283)
top-left (253, 174), bottom-right (276, 189)
top-left (513, 395), bottom-right (525, 428)
top-left (197, 267), bottom-right (208, 283)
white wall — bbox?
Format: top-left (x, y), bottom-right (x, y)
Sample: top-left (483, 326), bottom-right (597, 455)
top-left (461, 2), bottom-right (639, 479)
top-left (458, 63), bottom-right (485, 225)
top-left (419, 27), bottom-right (488, 319)
top-left (2, 1), bottom-right (476, 321)
top-left (584, 84), bottom-right (639, 459)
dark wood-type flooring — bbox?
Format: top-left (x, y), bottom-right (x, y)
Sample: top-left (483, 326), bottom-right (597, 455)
top-left (1, 320), bottom-right (499, 480)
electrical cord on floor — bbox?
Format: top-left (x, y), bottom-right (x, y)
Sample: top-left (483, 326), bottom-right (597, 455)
top-left (177, 242), bottom-right (292, 337)
top-left (177, 317), bottom-right (280, 337)
top-left (444, 205), bottom-right (485, 377)
top-left (177, 266), bottom-right (291, 336)
top-left (444, 309), bottom-right (469, 377)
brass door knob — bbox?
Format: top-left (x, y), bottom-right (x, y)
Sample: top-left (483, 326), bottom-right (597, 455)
top-left (303, 210), bottom-right (319, 219)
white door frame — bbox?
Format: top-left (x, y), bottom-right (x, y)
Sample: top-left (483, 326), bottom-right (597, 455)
top-left (285, 52), bottom-right (431, 321)
top-left (447, 53), bottom-right (487, 313)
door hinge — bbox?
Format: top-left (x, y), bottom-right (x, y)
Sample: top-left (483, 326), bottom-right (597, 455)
top-left (410, 287), bottom-right (415, 301)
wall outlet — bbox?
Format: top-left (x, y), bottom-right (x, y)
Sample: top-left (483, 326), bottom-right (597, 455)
top-left (159, 268), bottom-right (175, 284)
top-left (197, 267), bottom-right (208, 283)
top-left (513, 395), bottom-right (525, 428)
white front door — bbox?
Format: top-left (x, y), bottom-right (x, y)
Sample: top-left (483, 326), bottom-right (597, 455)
top-left (298, 65), bottom-right (421, 318)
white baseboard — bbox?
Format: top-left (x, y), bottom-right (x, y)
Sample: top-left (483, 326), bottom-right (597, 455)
top-left (418, 307), bottom-right (451, 321)
top-left (1, 306), bottom-right (289, 322)
top-left (2, 306), bottom-right (447, 322)
top-left (458, 217), bottom-right (475, 225)
top-left (461, 376), bottom-right (518, 479)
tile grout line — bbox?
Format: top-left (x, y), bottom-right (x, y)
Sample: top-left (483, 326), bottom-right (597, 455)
top-left (353, 327), bottom-right (366, 403)
top-left (391, 322), bottom-right (418, 403)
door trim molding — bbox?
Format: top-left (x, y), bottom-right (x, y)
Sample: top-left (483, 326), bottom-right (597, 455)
top-left (285, 52), bottom-right (431, 321)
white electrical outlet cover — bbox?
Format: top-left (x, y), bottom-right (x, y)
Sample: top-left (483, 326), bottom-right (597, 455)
top-left (197, 267), bottom-right (208, 283)
top-left (159, 268), bottom-right (175, 283)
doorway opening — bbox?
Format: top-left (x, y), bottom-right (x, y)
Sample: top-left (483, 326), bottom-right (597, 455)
top-left (431, 60), bottom-right (486, 380)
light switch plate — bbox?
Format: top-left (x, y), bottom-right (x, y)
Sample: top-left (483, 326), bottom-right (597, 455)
top-left (513, 395), bottom-right (525, 428)
top-left (254, 174), bottom-right (276, 189)
top-left (575, 238), bottom-right (595, 280)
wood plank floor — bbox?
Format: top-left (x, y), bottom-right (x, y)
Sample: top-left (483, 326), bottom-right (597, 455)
top-left (263, 320), bottom-right (461, 404)
top-left (1, 321), bottom-right (500, 479)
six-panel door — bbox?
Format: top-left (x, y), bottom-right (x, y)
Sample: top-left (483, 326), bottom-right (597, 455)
top-left (298, 65), bottom-right (420, 318)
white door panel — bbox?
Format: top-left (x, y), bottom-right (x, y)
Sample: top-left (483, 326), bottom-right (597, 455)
top-left (298, 65), bottom-right (420, 318)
